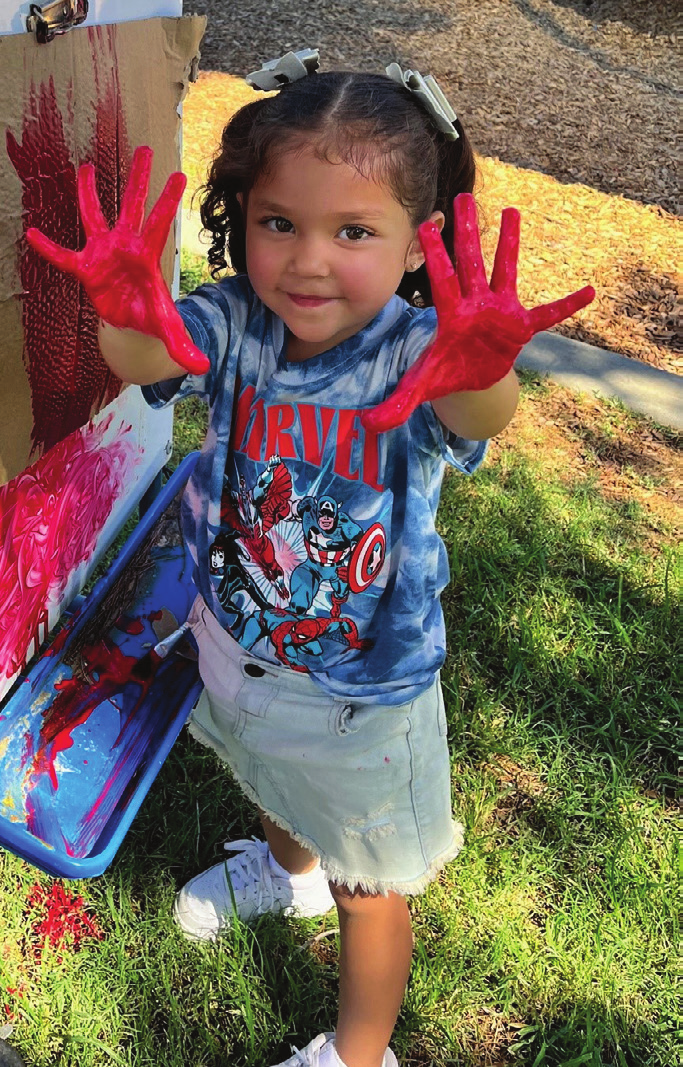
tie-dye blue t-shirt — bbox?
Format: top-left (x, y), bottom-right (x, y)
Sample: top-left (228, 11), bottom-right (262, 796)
top-left (144, 274), bottom-right (486, 705)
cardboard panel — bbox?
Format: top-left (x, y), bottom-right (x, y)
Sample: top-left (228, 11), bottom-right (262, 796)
top-left (0, 14), bottom-right (206, 700)
top-left (0, 15), bottom-right (205, 479)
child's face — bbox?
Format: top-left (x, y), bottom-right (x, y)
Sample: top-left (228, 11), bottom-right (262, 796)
top-left (240, 145), bottom-right (440, 362)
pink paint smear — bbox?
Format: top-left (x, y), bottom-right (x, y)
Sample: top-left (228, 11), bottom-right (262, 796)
top-left (0, 415), bottom-right (132, 680)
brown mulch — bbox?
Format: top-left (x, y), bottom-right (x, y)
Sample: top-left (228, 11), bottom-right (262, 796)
top-left (187, 0), bottom-right (679, 209)
top-left (475, 156), bottom-right (681, 373)
top-left (182, 69), bottom-right (681, 374)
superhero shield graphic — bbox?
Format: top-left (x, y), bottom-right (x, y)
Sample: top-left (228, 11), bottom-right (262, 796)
top-left (348, 523), bottom-right (386, 594)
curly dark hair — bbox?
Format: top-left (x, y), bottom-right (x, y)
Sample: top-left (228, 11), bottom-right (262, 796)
top-left (199, 70), bottom-right (476, 306)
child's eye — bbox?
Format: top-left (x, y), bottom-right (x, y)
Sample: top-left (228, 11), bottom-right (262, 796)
top-left (338, 225), bottom-right (373, 242)
top-left (263, 216), bottom-right (294, 233)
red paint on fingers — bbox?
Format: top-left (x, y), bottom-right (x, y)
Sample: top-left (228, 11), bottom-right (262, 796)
top-left (362, 193), bottom-right (595, 432)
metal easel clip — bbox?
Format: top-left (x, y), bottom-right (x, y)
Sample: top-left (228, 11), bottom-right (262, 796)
top-left (26, 1), bottom-right (89, 44)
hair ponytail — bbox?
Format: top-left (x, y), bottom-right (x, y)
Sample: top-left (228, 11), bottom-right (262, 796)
top-left (199, 99), bottom-right (265, 278)
top-left (396, 118), bottom-right (476, 305)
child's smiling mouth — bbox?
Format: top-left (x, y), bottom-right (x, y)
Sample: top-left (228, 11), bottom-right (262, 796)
top-left (286, 293), bottom-right (336, 308)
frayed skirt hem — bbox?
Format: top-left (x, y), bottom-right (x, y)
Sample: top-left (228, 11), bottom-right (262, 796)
top-left (187, 717), bottom-right (464, 898)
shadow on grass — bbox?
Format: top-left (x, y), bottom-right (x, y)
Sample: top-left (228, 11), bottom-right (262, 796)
top-left (550, 412), bottom-right (680, 486)
top-left (505, 998), bottom-right (674, 1067)
top-left (96, 732), bottom-right (339, 1067)
top-left (440, 450), bottom-right (676, 787)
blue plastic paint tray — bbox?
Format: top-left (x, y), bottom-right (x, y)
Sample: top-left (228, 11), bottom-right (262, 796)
top-left (0, 454), bottom-right (203, 878)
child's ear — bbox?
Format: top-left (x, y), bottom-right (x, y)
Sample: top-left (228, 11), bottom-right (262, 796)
top-left (236, 192), bottom-right (244, 210)
top-left (405, 210), bottom-right (445, 271)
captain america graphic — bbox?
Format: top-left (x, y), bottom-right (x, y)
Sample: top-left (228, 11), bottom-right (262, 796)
top-left (289, 495), bottom-right (362, 617)
top-left (210, 454), bottom-right (387, 672)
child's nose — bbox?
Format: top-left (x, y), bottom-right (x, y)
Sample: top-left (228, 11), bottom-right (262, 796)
top-left (290, 236), bottom-right (330, 277)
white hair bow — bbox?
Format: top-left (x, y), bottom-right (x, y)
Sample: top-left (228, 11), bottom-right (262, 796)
top-left (385, 63), bottom-right (459, 141)
top-left (246, 49), bottom-right (320, 92)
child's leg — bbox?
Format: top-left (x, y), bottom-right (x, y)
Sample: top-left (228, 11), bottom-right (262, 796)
top-left (259, 819), bottom-right (411, 1067)
top-left (259, 811), bottom-right (319, 875)
top-left (331, 883), bottom-right (413, 1067)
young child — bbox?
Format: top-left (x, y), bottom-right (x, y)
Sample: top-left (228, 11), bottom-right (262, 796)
top-left (28, 50), bottom-right (593, 1067)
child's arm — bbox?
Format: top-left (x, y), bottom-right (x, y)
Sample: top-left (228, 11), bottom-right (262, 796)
top-left (26, 146), bottom-right (209, 385)
top-left (362, 194), bottom-right (594, 438)
top-left (97, 321), bottom-right (185, 386)
top-left (431, 367), bottom-right (519, 440)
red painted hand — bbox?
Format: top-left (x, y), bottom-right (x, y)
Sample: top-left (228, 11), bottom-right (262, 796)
top-left (361, 193), bottom-right (595, 433)
top-left (26, 146), bottom-right (210, 376)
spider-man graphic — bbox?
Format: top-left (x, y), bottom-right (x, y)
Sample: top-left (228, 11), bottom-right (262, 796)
top-left (249, 606), bottom-right (372, 673)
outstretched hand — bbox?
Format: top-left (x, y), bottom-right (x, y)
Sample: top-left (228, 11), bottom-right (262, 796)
top-left (26, 146), bottom-right (210, 376)
top-left (361, 193), bottom-right (595, 433)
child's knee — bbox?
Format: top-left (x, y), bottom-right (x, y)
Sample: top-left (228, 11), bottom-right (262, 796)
top-left (329, 881), bottom-right (409, 919)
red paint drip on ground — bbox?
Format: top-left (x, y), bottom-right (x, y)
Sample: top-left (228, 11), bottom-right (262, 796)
top-left (5, 28), bottom-right (129, 455)
top-left (2, 984), bottom-right (26, 1024)
top-left (0, 416), bottom-right (131, 679)
top-left (25, 882), bottom-right (103, 960)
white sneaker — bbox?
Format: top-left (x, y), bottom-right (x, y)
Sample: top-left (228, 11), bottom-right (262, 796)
top-left (173, 837), bottom-right (334, 941)
top-left (272, 1032), bottom-right (399, 1066)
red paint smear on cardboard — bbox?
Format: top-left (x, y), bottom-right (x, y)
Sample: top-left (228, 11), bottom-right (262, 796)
top-left (91, 26), bottom-right (132, 228)
top-left (0, 415), bottom-right (132, 679)
top-left (5, 26), bottom-right (130, 456)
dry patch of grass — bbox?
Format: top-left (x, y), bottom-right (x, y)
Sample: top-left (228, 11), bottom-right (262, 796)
top-left (491, 380), bottom-right (681, 541)
top-left (181, 72), bottom-right (269, 203)
top-left (459, 1005), bottom-right (529, 1067)
top-left (477, 156), bottom-right (681, 374)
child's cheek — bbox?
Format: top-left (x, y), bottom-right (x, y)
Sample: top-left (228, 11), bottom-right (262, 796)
top-left (346, 261), bottom-right (396, 310)
top-left (341, 263), bottom-right (376, 302)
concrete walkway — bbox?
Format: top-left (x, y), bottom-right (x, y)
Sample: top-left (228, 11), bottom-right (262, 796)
top-left (519, 332), bottom-right (682, 432)
top-left (180, 211), bottom-right (682, 433)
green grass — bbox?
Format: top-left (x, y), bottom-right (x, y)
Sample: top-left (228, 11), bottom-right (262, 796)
top-left (179, 248), bottom-right (213, 296)
top-left (1, 379), bottom-right (679, 1066)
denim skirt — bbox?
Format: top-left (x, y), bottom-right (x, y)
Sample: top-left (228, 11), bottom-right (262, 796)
top-left (187, 597), bottom-right (463, 895)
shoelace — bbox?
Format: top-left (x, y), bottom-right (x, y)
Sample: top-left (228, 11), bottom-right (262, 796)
top-left (222, 838), bottom-right (278, 909)
top-left (284, 1042), bottom-right (325, 1066)
top-left (286, 1048), bottom-right (312, 1066)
